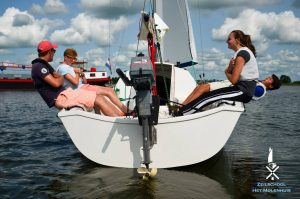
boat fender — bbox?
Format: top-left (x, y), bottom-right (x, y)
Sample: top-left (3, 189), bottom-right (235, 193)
top-left (253, 82), bottom-right (266, 100)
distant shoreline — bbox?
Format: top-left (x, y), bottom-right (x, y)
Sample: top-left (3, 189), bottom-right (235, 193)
top-left (282, 83), bottom-right (300, 86)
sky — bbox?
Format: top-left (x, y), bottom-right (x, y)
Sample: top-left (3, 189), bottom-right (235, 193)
top-left (0, 0), bottom-right (300, 81)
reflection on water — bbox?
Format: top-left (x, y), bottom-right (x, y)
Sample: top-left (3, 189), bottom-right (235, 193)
top-left (49, 161), bottom-right (232, 199)
top-left (0, 86), bottom-right (299, 198)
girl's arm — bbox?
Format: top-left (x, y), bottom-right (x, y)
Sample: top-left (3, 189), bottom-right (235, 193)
top-left (225, 56), bottom-right (245, 85)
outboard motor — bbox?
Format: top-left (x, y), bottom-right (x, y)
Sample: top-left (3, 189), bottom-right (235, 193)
top-left (116, 56), bottom-right (159, 171)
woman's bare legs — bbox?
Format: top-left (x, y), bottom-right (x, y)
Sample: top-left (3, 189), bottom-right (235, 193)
top-left (182, 84), bottom-right (210, 105)
top-left (94, 95), bottom-right (124, 116)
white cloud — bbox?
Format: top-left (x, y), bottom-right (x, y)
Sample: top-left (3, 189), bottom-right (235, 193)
top-left (0, 7), bottom-right (63, 48)
top-left (84, 48), bottom-right (106, 67)
top-left (188, 0), bottom-right (281, 10)
top-left (80, 0), bottom-right (142, 18)
top-left (277, 50), bottom-right (300, 62)
top-left (50, 13), bottom-right (132, 46)
top-left (195, 47), bottom-right (300, 81)
top-left (30, 4), bottom-right (44, 16)
top-left (193, 48), bottom-right (230, 80)
top-left (29, 0), bottom-right (68, 16)
top-left (212, 9), bottom-right (300, 51)
top-left (256, 49), bottom-right (300, 81)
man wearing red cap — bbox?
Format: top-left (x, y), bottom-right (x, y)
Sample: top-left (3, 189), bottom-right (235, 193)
top-left (31, 40), bottom-right (124, 116)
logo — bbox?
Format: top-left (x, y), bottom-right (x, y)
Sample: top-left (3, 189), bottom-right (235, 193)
top-left (266, 147), bottom-right (279, 180)
top-left (251, 147), bottom-right (291, 194)
top-left (41, 68), bottom-right (47, 74)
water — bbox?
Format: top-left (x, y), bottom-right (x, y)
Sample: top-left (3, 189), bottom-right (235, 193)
top-left (0, 87), bottom-right (299, 199)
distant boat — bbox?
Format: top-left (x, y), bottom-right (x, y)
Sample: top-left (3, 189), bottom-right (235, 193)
top-left (72, 61), bottom-right (112, 86)
top-left (0, 62), bottom-right (34, 90)
top-left (0, 60), bottom-right (112, 90)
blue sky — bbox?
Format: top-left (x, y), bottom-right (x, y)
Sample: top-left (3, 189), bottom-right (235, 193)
top-left (0, 0), bottom-right (300, 81)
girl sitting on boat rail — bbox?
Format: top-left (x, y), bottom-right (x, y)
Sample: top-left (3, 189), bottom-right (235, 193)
top-left (178, 30), bottom-right (261, 115)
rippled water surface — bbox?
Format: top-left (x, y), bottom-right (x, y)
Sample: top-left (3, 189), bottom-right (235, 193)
top-left (0, 86), bottom-right (299, 198)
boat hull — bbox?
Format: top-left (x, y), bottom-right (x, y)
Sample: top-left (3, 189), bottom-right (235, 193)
top-left (58, 103), bottom-right (244, 168)
top-left (0, 79), bottom-right (34, 90)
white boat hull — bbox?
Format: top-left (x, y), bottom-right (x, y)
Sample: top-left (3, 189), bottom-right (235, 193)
top-left (58, 102), bottom-right (244, 168)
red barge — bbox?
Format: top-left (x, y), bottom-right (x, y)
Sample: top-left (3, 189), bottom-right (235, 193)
top-left (0, 61), bottom-right (111, 90)
top-left (0, 62), bottom-right (34, 90)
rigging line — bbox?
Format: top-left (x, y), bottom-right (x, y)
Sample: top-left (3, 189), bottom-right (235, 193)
top-left (186, 1), bottom-right (199, 81)
top-left (114, 23), bottom-right (127, 69)
top-left (184, 0), bottom-right (195, 65)
top-left (136, 0), bottom-right (147, 55)
top-left (108, 0), bottom-right (111, 59)
top-left (104, 0), bottom-right (112, 77)
top-left (197, 0), bottom-right (205, 82)
top-left (177, 0), bottom-right (194, 58)
top-left (176, 0), bottom-right (197, 81)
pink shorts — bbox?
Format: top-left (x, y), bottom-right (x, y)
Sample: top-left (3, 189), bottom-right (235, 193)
top-left (80, 84), bottom-right (99, 92)
top-left (55, 88), bottom-right (96, 111)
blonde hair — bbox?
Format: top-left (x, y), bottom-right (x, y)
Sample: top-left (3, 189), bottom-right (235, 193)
top-left (64, 48), bottom-right (77, 59)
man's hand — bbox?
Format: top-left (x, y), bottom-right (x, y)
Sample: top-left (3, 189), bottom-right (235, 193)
top-left (52, 71), bottom-right (62, 78)
top-left (74, 68), bottom-right (82, 73)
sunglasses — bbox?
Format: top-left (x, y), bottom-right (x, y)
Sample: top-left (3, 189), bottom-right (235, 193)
top-left (67, 56), bottom-right (77, 61)
top-left (51, 49), bottom-right (56, 53)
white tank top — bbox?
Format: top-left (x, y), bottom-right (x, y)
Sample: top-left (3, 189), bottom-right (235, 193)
top-left (233, 47), bottom-right (259, 81)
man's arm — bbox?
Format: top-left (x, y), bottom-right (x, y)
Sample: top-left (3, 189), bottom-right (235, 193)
top-left (43, 72), bottom-right (64, 88)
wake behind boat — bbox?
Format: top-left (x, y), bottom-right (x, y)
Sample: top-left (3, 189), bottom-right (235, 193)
top-left (58, 0), bottom-right (245, 173)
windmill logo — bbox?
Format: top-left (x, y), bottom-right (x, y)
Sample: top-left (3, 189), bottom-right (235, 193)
top-left (266, 147), bottom-right (279, 180)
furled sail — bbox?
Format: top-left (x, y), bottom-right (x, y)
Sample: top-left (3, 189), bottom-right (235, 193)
top-left (155, 0), bottom-right (197, 67)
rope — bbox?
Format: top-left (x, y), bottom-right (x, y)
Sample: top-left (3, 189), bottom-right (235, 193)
top-left (136, 0), bottom-right (147, 55)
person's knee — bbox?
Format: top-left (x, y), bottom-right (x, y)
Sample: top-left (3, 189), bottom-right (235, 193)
top-left (97, 87), bottom-right (113, 96)
top-left (95, 95), bottom-right (105, 105)
top-left (107, 87), bottom-right (115, 95)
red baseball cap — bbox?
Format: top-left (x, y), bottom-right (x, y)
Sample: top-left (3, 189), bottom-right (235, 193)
top-left (37, 40), bottom-right (58, 52)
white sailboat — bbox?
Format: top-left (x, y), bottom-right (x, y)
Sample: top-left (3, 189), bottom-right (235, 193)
top-left (58, 0), bottom-right (244, 170)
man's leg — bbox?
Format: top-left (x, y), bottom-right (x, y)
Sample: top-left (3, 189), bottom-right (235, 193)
top-left (95, 87), bottom-right (129, 113)
top-left (94, 95), bottom-right (124, 117)
top-left (82, 85), bottom-right (129, 113)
